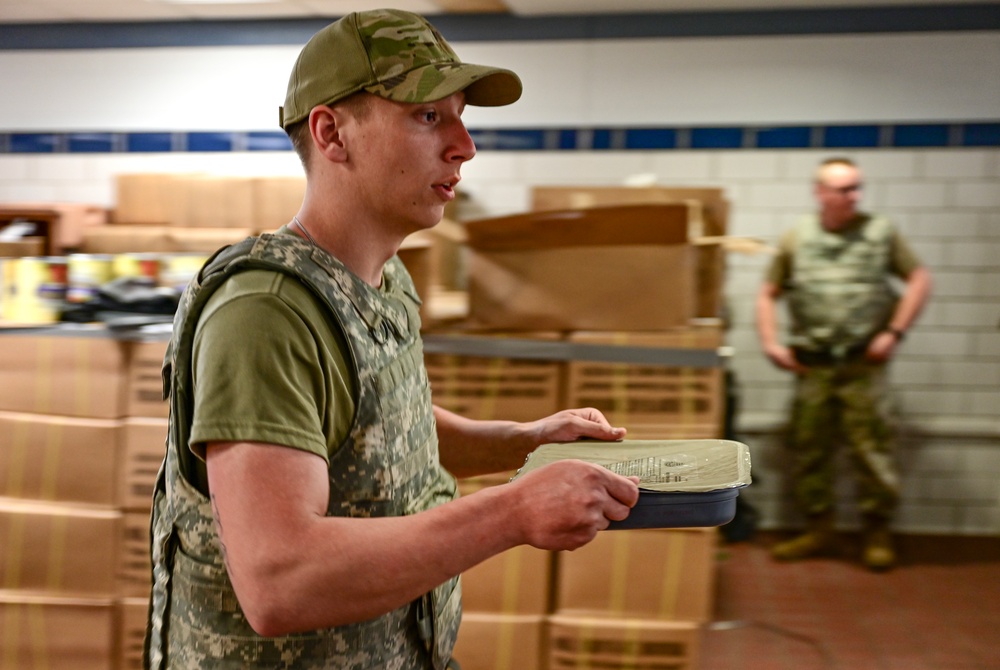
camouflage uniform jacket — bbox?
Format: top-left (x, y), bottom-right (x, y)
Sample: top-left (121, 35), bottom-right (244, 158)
top-left (786, 213), bottom-right (899, 355)
top-left (144, 233), bottom-right (461, 670)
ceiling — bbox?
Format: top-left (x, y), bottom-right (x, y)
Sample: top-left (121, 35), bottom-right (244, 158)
top-left (0, 0), bottom-right (996, 24)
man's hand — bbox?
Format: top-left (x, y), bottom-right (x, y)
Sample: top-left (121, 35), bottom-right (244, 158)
top-left (523, 407), bottom-right (626, 446)
top-left (764, 342), bottom-right (806, 373)
top-left (506, 460), bottom-right (640, 551)
top-left (866, 330), bottom-right (899, 363)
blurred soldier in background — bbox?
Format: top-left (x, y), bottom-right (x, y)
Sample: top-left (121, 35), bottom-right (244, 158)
top-left (755, 157), bottom-right (932, 571)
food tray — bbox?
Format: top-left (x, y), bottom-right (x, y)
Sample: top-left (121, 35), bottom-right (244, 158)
top-left (512, 438), bottom-right (751, 530)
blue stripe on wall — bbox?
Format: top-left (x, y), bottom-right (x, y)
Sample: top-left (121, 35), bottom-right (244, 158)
top-left (3, 5), bottom-right (1000, 49)
top-left (2, 122), bottom-right (999, 155)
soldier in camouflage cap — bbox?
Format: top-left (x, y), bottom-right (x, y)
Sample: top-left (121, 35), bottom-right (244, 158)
top-left (146, 9), bottom-right (640, 670)
top-left (755, 157), bottom-right (932, 572)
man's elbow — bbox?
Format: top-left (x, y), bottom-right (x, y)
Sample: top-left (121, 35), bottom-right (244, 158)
top-left (236, 582), bottom-right (298, 637)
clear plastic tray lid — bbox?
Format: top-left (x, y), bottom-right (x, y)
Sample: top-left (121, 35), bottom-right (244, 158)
top-left (512, 439), bottom-right (752, 493)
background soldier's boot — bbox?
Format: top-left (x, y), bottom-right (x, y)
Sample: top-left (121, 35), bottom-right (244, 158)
top-left (771, 511), bottom-right (837, 561)
top-left (862, 517), bottom-right (897, 571)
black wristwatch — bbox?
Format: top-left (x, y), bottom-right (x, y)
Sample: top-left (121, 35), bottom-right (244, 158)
top-left (886, 327), bottom-right (906, 342)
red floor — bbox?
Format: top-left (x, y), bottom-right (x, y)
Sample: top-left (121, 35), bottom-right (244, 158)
top-left (699, 533), bottom-right (1000, 670)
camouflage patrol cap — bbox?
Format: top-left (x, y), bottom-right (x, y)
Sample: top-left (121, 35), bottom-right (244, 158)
top-left (279, 8), bottom-right (522, 130)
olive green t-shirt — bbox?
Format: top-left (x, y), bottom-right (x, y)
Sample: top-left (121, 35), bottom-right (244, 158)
top-left (189, 266), bottom-right (356, 466)
top-left (766, 215), bottom-right (922, 287)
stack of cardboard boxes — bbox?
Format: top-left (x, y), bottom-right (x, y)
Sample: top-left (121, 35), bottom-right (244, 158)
top-left (0, 333), bottom-right (130, 668)
top-left (0, 331), bottom-right (170, 669)
top-left (431, 186), bottom-right (732, 670)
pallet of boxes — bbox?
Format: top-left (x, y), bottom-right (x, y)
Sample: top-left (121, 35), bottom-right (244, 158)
top-left (433, 187), bottom-right (731, 670)
top-left (0, 328), bottom-right (168, 669)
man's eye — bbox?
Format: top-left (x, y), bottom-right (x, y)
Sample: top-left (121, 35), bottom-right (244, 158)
top-left (423, 111), bottom-right (437, 122)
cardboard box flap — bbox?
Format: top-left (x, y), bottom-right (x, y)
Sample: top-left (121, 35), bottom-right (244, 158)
top-left (465, 204), bottom-right (690, 252)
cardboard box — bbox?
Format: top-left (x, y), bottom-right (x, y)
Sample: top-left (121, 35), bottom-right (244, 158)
top-left (465, 205), bottom-right (695, 332)
top-left (547, 614), bottom-right (701, 670)
top-left (0, 411), bottom-right (121, 506)
top-left (530, 186), bottom-right (729, 237)
top-left (185, 175), bottom-right (257, 228)
top-left (0, 500), bottom-right (120, 596)
top-left (126, 340), bottom-right (169, 418)
top-left (0, 333), bottom-right (130, 419)
top-left (0, 592), bottom-right (116, 670)
top-left (397, 236), bottom-right (434, 326)
top-left (462, 544), bottom-right (553, 615)
top-left (82, 225), bottom-right (252, 254)
top-left (531, 187), bottom-right (730, 320)
top-left (118, 596), bottom-right (151, 670)
top-left (554, 528), bottom-right (717, 622)
top-left (410, 217), bottom-right (468, 292)
top-left (0, 203), bottom-right (108, 254)
top-left (119, 511), bottom-right (153, 598)
top-left (115, 174), bottom-right (257, 229)
top-left (0, 237), bottom-right (45, 257)
top-left (114, 174), bottom-right (193, 225)
top-left (425, 333), bottom-right (563, 422)
top-left (564, 328), bottom-right (724, 435)
top-left (252, 176), bottom-right (306, 232)
top-left (453, 613), bottom-right (546, 670)
top-left (120, 418), bottom-right (167, 512)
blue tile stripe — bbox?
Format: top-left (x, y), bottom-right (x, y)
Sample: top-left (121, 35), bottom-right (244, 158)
top-left (1, 123), bottom-right (998, 154)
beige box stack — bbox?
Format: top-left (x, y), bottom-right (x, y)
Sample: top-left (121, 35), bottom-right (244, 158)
top-left (442, 187), bottom-right (729, 668)
top-left (111, 173), bottom-right (305, 232)
top-left (118, 339), bottom-right (170, 670)
top-left (425, 332), bottom-right (564, 423)
top-left (547, 527), bottom-right (716, 670)
top-left (452, 475), bottom-right (717, 670)
top-left (564, 325), bottom-right (725, 439)
top-left (0, 332), bottom-right (170, 670)
top-left (454, 473), bottom-right (551, 670)
top-left (0, 332), bottom-right (128, 669)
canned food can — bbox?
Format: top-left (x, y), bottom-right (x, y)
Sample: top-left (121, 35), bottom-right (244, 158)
top-left (159, 253), bottom-right (208, 293)
top-left (67, 253), bottom-right (115, 303)
top-left (9, 256), bottom-right (68, 323)
top-left (113, 252), bottom-right (161, 284)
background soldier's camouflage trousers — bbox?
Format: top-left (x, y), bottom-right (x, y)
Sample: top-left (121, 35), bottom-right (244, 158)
top-left (785, 359), bottom-right (900, 519)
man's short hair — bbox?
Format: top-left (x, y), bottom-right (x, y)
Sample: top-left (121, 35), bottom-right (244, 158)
top-left (286, 92), bottom-right (373, 172)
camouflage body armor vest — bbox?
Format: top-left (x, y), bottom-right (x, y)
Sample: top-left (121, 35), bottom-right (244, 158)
top-left (786, 213), bottom-right (898, 355)
top-left (145, 233), bottom-right (461, 670)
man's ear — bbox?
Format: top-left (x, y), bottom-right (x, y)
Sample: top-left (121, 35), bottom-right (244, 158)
top-left (309, 106), bottom-right (349, 163)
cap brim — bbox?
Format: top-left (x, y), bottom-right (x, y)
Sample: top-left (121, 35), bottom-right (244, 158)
top-left (366, 62), bottom-right (522, 107)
